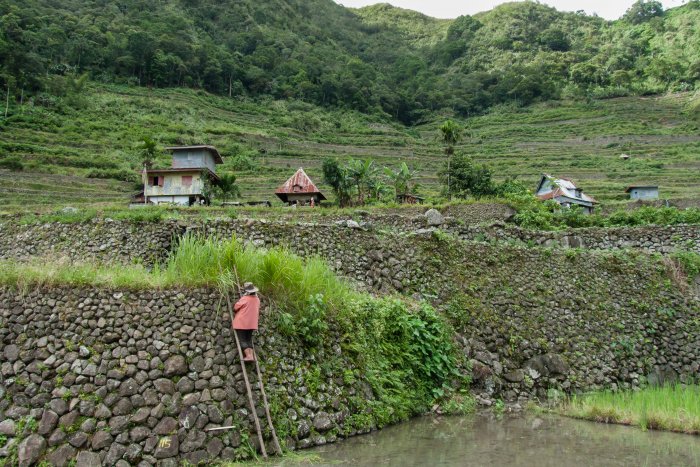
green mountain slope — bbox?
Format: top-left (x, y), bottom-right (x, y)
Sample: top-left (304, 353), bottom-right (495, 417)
top-left (1, 0), bottom-right (699, 123)
top-left (351, 3), bottom-right (450, 47)
top-left (1, 0), bottom-right (699, 212)
top-left (1, 84), bottom-right (698, 212)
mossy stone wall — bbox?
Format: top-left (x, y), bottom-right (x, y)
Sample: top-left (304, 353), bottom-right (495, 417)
top-left (0, 287), bottom-right (377, 466)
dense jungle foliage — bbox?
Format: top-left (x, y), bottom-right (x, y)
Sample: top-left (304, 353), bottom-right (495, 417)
top-left (1, 0), bottom-right (699, 124)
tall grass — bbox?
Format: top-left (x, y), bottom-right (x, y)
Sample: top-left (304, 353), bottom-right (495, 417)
top-left (0, 234), bottom-right (353, 315)
top-left (163, 234), bottom-right (352, 313)
top-left (559, 385), bottom-right (700, 434)
top-left (0, 259), bottom-right (163, 291)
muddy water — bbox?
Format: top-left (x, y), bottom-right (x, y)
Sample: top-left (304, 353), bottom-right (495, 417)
top-left (296, 414), bottom-right (700, 466)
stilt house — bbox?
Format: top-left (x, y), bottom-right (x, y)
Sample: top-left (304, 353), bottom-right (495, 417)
top-left (144, 145), bottom-right (223, 206)
top-left (275, 168), bottom-right (326, 206)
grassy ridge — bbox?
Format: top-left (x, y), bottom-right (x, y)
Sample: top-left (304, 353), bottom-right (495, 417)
top-left (0, 84), bottom-right (699, 212)
top-left (558, 385), bottom-right (700, 434)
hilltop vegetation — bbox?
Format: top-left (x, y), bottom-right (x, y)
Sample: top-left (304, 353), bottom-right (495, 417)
top-left (1, 0), bottom-right (699, 212)
top-left (1, 0), bottom-right (699, 123)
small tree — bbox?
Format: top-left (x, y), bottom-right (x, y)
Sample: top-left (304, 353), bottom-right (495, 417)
top-left (439, 120), bottom-right (463, 199)
top-left (322, 158), bottom-right (353, 207)
top-left (347, 158), bottom-right (379, 205)
top-left (139, 136), bottom-right (158, 169)
top-left (439, 153), bottom-right (494, 199)
top-left (385, 162), bottom-right (419, 199)
top-left (66, 72), bottom-right (90, 108)
top-left (214, 173), bottom-right (240, 202)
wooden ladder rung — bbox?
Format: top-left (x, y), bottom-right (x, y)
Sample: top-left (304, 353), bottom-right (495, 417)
top-left (224, 291), bottom-right (282, 458)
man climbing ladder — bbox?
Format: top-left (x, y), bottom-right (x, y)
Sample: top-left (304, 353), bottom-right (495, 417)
top-left (231, 282), bottom-right (260, 361)
top-left (222, 278), bottom-right (282, 457)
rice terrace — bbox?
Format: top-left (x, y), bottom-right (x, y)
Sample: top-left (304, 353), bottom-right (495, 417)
top-left (1, 0), bottom-right (700, 465)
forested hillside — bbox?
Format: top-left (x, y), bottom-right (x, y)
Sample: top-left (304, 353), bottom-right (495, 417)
top-left (1, 0), bottom-right (699, 212)
top-left (1, 0), bottom-right (699, 123)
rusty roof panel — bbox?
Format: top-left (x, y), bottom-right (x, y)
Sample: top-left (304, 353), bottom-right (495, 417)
top-left (275, 168), bottom-right (326, 201)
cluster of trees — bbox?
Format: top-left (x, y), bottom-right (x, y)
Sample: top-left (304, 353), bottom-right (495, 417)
top-left (322, 158), bottom-right (419, 207)
top-left (438, 120), bottom-right (530, 200)
top-left (1, 0), bottom-right (699, 123)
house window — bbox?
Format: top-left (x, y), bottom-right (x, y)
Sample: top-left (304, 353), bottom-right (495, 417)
top-left (151, 176), bottom-right (163, 187)
top-left (182, 176), bottom-right (193, 187)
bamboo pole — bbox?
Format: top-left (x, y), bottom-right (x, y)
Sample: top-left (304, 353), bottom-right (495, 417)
top-left (224, 289), bottom-right (268, 459)
top-left (229, 263), bottom-right (282, 454)
top-left (228, 263), bottom-right (282, 456)
top-left (254, 352), bottom-right (283, 455)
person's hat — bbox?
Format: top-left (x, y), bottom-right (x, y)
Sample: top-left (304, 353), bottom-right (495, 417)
top-left (242, 282), bottom-right (259, 295)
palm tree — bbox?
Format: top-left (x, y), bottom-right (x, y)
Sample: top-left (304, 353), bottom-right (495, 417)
top-left (385, 162), bottom-right (419, 200)
top-left (322, 158), bottom-right (353, 207)
top-left (347, 158), bottom-right (378, 205)
top-left (215, 173), bottom-right (241, 202)
top-left (139, 136), bottom-right (158, 169)
top-left (440, 120), bottom-right (463, 199)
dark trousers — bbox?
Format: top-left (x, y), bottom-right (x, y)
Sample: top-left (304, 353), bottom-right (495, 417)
top-left (235, 329), bottom-right (254, 350)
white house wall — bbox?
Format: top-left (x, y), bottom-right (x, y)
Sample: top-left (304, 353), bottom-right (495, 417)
top-left (145, 174), bottom-right (204, 198)
top-left (149, 196), bottom-right (191, 206)
top-left (630, 188), bottom-right (659, 200)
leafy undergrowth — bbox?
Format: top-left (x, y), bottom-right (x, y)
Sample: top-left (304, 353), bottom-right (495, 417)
top-left (556, 385), bottom-right (700, 435)
top-left (509, 192), bottom-right (700, 230)
top-left (0, 234), bottom-right (468, 432)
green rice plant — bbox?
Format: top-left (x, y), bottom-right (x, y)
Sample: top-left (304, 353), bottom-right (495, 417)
top-left (558, 384), bottom-right (700, 434)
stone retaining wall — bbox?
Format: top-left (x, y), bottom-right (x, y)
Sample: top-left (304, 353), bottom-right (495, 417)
top-left (1, 214), bottom-right (698, 271)
top-left (1, 218), bottom-right (700, 464)
top-left (455, 223), bottom-right (700, 255)
top-left (0, 220), bottom-right (183, 265)
top-left (196, 221), bottom-right (700, 397)
top-left (0, 287), bottom-right (375, 466)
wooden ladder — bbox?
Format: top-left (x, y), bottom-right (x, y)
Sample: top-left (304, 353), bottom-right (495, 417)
top-left (224, 292), bottom-right (282, 458)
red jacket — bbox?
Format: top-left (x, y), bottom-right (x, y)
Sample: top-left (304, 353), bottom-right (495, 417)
top-left (232, 295), bottom-right (260, 330)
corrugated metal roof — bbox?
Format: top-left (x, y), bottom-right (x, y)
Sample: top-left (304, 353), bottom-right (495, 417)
top-left (624, 184), bottom-right (659, 192)
top-left (537, 174), bottom-right (597, 204)
top-left (275, 168), bottom-right (326, 201)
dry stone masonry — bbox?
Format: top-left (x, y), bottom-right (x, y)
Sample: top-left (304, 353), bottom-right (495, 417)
top-left (0, 288), bottom-right (375, 466)
top-left (1, 211), bottom-right (699, 465)
top-left (1, 211), bottom-right (699, 269)
top-left (0, 219), bottom-right (182, 265)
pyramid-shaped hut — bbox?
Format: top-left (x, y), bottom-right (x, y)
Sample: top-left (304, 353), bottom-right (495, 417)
top-left (275, 168), bottom-right (326, 206)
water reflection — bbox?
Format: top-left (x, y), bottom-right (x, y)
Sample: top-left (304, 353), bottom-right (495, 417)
top-left (293, 414), bottom-right (700, 466)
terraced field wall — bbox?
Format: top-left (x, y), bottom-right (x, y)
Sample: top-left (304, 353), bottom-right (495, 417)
top-left (1, 215), bottom-right (699, 465)
top-left (0, 287), bottom-right (375, 466)
top-left (1, 214), bottom-right (699, 267)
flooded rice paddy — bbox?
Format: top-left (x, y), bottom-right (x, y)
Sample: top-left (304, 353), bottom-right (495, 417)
top-left (284, 413), bottom-right (700, 466)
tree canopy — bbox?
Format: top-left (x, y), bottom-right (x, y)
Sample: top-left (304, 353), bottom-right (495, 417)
top-left (1, 0), bottom-right (699, 123)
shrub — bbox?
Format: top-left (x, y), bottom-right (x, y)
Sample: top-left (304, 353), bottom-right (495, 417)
top-left (671, 251), bottom-right (700, 282)
top-left (0, 156), bottom-right (24, 171)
